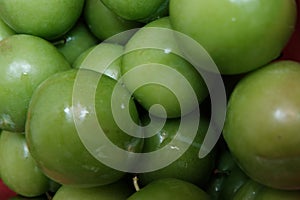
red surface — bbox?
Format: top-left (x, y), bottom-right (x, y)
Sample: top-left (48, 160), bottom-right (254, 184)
top-left (281, 0), bottom-right (300, 61)
top-left (0, 180), bottom-right (16, 200)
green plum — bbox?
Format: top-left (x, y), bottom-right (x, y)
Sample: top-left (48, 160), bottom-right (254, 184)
top-left (169, 0), bottom-right (297, 74)
top-left (0, 0), bottom-right (84, 40)
top-left (0, 131), bottom-right (50, 197)
top-left (233, 180), bottom-right (300, 200)
top-left (139, 115), bottom-right (216, 187)
top-left (84, 0), bottom-right (142, 41)
top-left (100, 0), bottom-right (169, 23)
top-left (223, 60), bottom-right (300, 189)
top-left (73, 46), bottom-right (95, 69)
top-left (127, 178), bottom-right (211, 200)
top-left (73, 42), bottom-right (124, 80)
top-left (0, 17), bottom-right (15, 41)
top-left (26, 69), bottom-right (143, 186)
top-left (121, 17), bottom-right (208, 118)
top-left (0, 34), bottom-right (71, 132)
top-left (206, 149), bottom-right (249, 200)
top-left (52, 178), bottom-right (134, 200)
top-left (55, 19), bottom-right (99, 65)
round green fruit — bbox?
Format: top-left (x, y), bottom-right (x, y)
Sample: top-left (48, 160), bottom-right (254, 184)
top-left (127, 178), bottom-right (210, 200)
top-left (121, 17), bottom-right (208, 118)
top-left (139, 115), bottom-right (216, 187)
top-left (0, 0), bottom-right (84, 40)
top-left (0, 34), bottom-right (71, 132)
top-left (169, 0), bottom-right (297, 74)
top-left (0, 17), bottom-right (15, 41)
top-left (84, 0), bottom-right (142, 41)
top-left (52, 178), bottom-right (134, 200)
top-left (55, 19), bottom-right (99, 65)
top-left (73, 42), bottom-right (124, 80)
top-left (233, 180), bottom-right (300, 200)
top-left (0, 131), bottom-right (50, 197)
top-left (223, 60), bottom-right (300, 189)
top-left (26, 69), bottom-right (143, 186)
top-left (100, 0), bottom-right (169, 22)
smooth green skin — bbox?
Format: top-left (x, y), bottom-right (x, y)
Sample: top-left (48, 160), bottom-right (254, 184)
top-left (0, 0), bottom-right (84, 40)
top-left (100, 0), bottom-right (169, 22)
top-left (52, 178), bottom-right (134, 200)
top-left (127, 178), bottom-right (210, 200)
top-left (26, 69), bottom-right (143, 186)
top-left (73, 43), bottom-right (124, 80)
top-left (139, 115), bottom-right (216, 187)
top-left (233, 180), bottom-right (300, 200)
top-left (0, 17), bottom-right (15, 41)
top-left (0, 131), bottom-right (49, 197)
top-left (218, 165), bottom-right (248, 200)
top-left (206, 150), bottom-right (248, 200)
top-left (169, 0), bottom-right (297, 74)
top-left (84, 0), bottom-right (142, 41)
top-left (0, 34), bottom-right (71, 132)
top-left (73, 46), bottom-right (95, 69)
top-left (55, 19), bottom-right (99, 65)
top-left (223, 60), bottom-right (300, 189)
top-left (121, 17), bottom-right (208, 118)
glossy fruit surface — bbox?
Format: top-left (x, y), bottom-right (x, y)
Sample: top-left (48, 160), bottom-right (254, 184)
top-left (52, 178), bottom-right (134, 200)
top-left (100, 0), bottom-right (169, 22)
top-left (233, 180), bottom-right (300, 200)
top-left (0, 17), bottom-right (15, 41)
top-left (139, 115), bottom-right (216, 187)
top-left (121, 17), bottom-right (208, 118)
top-left (0, 0), bottom-right (84, 40)
top-left (206, 149), bottom-right (249, 200)
top-left (26, 69), bottom-right (143, 186)
top-left (73, 42), bottom-right (123, 80)
top-left (84, 0), bottom-right (141, 41)
top-left (0, 131), bottom-right (49, 197)
top-left (127, 178), bottom-right (210, 200)
top-left (55, 19), bottom-right (99, 65)
top-left (223, 60), bottom-right (300, 189)
top-left (169, 0), bottom-right (297, 74)
top-left (0, 34), bottom-right (71, 132)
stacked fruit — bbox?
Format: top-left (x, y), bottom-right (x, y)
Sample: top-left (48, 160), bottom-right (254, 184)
top-left (0, 0), bottom-right (300, 199)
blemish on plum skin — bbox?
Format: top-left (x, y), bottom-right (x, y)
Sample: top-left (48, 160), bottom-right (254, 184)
top-left (0, 38), bottom-right (13, 53)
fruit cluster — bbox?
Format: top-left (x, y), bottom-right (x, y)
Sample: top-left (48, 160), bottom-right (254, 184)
top-left (0, 0), bottom-right (300, 199)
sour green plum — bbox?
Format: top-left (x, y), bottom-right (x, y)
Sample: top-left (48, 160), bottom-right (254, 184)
top-left (233, 180), bottom-right (300, 200)
top-left (52, 178), bottom-right (134, 200)
top-left (170, 0), bottom-right (297, 74)
top-left (0, 0), bottom-right (84, 40)
top-left (0, 131), bottom-right (50, 197)
top-left (127, 178), bottom-right (210, 200)
top-left (55, 19), bottom-right (99, 65)
top-left (0, 34), bottom-right (71, 132)
top-left (139, 115), bottom-right (216, 187)
top-left (0, 17), bottom-right (15, 41)
top-left (84, 0), bottom-right (142, 41)
top-left (223, 60), bottom-right (300, 189)
top-left (26, 69), bottom-right (143, 186)
top-left (100, 0), bottom-right (169, 22)
top-left (73, 42), bottom-right (124, 80)
top-left (121, 17), bottom-right (208, 118)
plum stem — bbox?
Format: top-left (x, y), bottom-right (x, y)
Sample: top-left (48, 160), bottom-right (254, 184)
top-left (133, 176), bottom-right (140, 192)
top-left (46, 192), bottom-right (52, 200)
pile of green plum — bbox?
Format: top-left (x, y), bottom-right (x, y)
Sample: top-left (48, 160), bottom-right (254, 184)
top-left (1, 0), bottom-right (300, 199)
